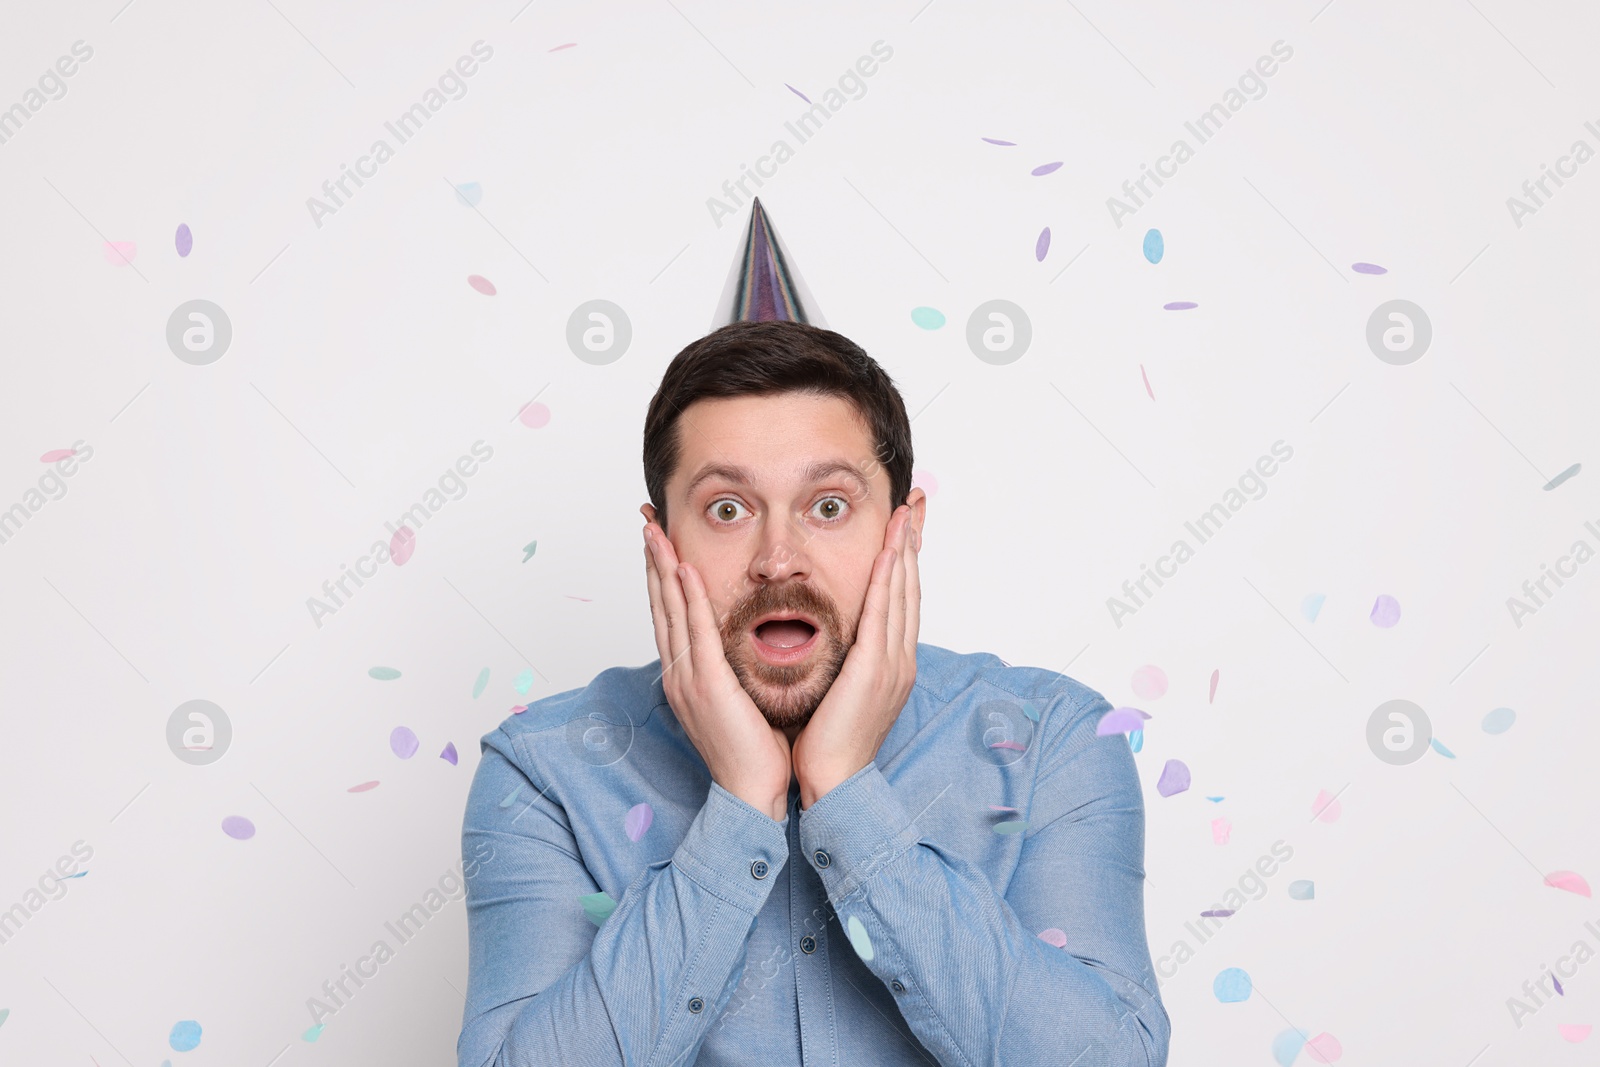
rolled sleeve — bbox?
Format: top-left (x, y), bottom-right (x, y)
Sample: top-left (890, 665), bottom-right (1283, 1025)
top-left (797, 761), bottom-right (922, 902)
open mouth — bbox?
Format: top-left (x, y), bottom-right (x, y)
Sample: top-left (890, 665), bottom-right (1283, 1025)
top-left (750, 616), bottom-right (820, 663)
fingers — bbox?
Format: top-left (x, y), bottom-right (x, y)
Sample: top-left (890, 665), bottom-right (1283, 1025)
top-left (645, 525), bottom-right (690, 675)
top-left (644, 542), bottom-right (671, 666)
top-left (678, 560), bottom-right (729, 676)
top-left (904, 512), bottom-right (921, 657)
top-left (888, 507), bottom-right (907, 653)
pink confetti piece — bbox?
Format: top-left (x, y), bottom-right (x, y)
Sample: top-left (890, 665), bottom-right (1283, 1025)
top-left (1097, 706), bottom-right (1152, 735)
top-left (347, 781), bottom-right (380, 792)
top-left (1351, 262), bottom-right (1386, 274)
top-left (988, 804), bottom-right (1017, 811)
top-left (548, 42), bottom-right (577, 51)
top-left (1140, 365), bottom-right (1154, 400)
top-left (1200, 909), bottom-right (1234, 918)
top-left (625, 802), bottom-right (653, 842)
top-left (1304, 1032), bottom-right (1343, 1063)
top-left (1311, 789), bottom-right (1343, 823)
top-left (912, 469), bottom-right (939, 495)
top-left (221, 815), bottom-right (255, 840)
top-left (519, 401), bottom-right (551, 428)
top-left (103, 241), bottom-right (137, 266)
top-left (1545, 870), bottom-right (1592, 897)
top-left (1163, 301), bottom-right (1198, 311)
top-left (1558, 1024), bottom-right (1591, 1042)
top-left (1370, 594), bottom-right (1401, 627)
top-left (390, 525), bottom-right (416, 566)
top-left (467, 274), bottom-right (497, 295)
top-left (785, 83), bottom-right (810, 103)
top-left (1037, 928), bottom-right (1068, 948)
top-left (1131, 664), bottom-right (1168, 700)
top-left (511, 704), bottom-right (528, 714)
top-left (566, 595), bottom-right (593, 602)
top-left (1031, 161), bottom-right (1063, 176)
top-left (390, 726), bottom-right (419, 759)
top-left (440, 742), bottom-right (458, 765)
top-left (1209, 669), bottom-right (1219, 704)
top-left (981, 137), bottom-right (1016, 146)
top-left (1156, 759), bottom-right (1190, 797)
top-left (1035, 226), bottom-right (1050, 261)
top-left (175, 224), bottom-right (193, 257)
top-left (39, 448), bottom-right (76, 463)
top-left (989, 740), bottom-right (1027, 751)
top-left (1211, 817), bottom-right (1231, 844)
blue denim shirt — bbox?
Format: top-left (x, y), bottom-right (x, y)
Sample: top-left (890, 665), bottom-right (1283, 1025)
top-left (458, 642), bottom-right (1170, 1067)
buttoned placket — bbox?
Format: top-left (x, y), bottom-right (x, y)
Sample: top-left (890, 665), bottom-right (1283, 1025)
top-left (788, 783), bottom-right (836, 1063)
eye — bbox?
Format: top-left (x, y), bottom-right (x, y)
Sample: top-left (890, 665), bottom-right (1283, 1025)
top-left (709, 498), bottom-right (749, 523)
top-left (811, 496), bottom-right (849, 522)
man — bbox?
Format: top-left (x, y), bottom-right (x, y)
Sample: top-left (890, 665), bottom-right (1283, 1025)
top-left (457, 202), bottom-right (1169, 1067)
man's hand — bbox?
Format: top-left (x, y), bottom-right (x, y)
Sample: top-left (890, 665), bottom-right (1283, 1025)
top-left (791, 503), bottom-right (921, 809)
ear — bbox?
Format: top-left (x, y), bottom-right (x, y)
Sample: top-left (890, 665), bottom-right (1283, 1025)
top-left (905, 487), bottom-right (927, 550)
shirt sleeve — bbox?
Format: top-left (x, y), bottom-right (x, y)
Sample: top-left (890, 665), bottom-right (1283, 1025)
top-left (796, 688), bottom-right (1171, 1067)
top-left (458, 728), bottom-right (791, 1067)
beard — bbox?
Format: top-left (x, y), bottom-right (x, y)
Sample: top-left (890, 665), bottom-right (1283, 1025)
top-left (718, 579), bottom-right (853, 732)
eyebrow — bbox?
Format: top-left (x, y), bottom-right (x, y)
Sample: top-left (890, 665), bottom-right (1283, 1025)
top-left (682, 459), bottom-right (871, 502)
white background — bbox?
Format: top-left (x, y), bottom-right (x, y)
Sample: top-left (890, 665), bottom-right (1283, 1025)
top-left (1, 0), bottom-right (1596, 1064)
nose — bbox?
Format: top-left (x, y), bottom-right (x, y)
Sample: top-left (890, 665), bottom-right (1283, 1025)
top-left (750, 512), bottom-right (811, 584)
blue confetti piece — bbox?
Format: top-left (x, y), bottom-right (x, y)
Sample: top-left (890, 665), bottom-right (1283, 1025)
top-left (1213, 968), bottom-right (1251, 1003)
top-left (1482, 707), bottom-right (1515, 734)
top-left (169, 1020), bottom-right (202, 1052)
top-left (1205, 796), bottom-right (1225, 803)
top-left (846, 914), bottom-right (875, 961)
top-left (993, 820), bottom-right (1029, 835)
top-left (1128, 729), bottom-right (1143, 753)
top-left (499, 786), bottom-right (523, 808)
top-left (1272, 1028), bottom-right (1310, 1066)
top-left (1142, 228), bottom-right (1163, 264)
top-left (1021, 701), bottom-right (1040, 722)
top-left (1430, 737), bottom-right (1456, 759)
top-left (1288, 879), bottom-right (1314, 900)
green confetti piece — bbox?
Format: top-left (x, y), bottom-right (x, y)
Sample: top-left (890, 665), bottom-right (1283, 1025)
top-left (472, 667), bottom-right (490, 699)
top-left (846, 914), bottom-right (875, 960)
top-left (910, 307), bottom-right (945, 330)
top-left (369, 666), bottom-right (401, 681)
top-left (522, 540), bottom-right (538, 562)
top-left (514, 668), bottom-right (534, 696)
top-left (499, 786), bottom-right (523, 808)
top-left (302, 1023), bottom-right (324, 1042)
top-left (993, 820), bottom-right (1029, 835)
top-left (579, 890), bottom-right (618, 927)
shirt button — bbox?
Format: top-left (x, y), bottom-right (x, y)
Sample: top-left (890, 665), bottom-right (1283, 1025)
top-left (800, 934), bottom-right (817, 954)
top-left (891, 980), bottom-right (905, 993)
top-left (688, 996), bottom-right (705, 1013)
top-left (750, 859), bottom-right (769, 879)
top-left (813, 849), bottom-right (831, 868)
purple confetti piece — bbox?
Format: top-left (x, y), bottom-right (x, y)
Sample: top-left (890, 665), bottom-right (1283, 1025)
top-left (1157, 759), bottom-right (1191, 797)
top-left (1554, 975), bottom-right (1564, 995)
top-left (981, 137), bottom-right (1016, 146)
top-left (1035, 226), bottom-right (1050, 261)
top-left (440, 742), bottom-right (458, 765)
top-left (221, 815), bottom-right (255, 840)
top-left (1200, 909), bottom-right (1235, 918)
top-left (390, 726), bottom-right (419, 759)
top-left (1096, 706), bottom-right (1152, 736)
top-left (625, 802), bottom-right (653, 842)
top-left (786, 83), bottom-right (810, 104)
top-left (1352, 262), bottom-right (1387, 274)
top-left (175, 224), bottom-right (193, 257)
top-left (1370, 594), bottom-right (1401, 627)
top-left (1031, 161), bottom-right (1063, 176)
top-left (1163, 301), bottom-right (1198, 311)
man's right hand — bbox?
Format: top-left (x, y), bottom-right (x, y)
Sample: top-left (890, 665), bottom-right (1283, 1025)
top-left (644, 521), bottom-right (792, 823)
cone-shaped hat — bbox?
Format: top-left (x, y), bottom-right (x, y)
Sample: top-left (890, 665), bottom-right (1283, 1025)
top-left (712, 198), bottom-right (827, 329)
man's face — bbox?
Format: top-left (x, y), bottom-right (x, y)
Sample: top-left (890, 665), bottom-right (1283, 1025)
top-left (643, 392), bottom-right (924, 733)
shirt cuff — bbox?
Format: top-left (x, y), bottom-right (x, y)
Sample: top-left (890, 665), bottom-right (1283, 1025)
top-left (798, 760), bottom-right (921, 902)
top-left (671, 779), bottom-right (791, 914)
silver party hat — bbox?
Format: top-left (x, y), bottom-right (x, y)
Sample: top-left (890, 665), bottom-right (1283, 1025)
top-left (713, 198), bottom-right (827, 328)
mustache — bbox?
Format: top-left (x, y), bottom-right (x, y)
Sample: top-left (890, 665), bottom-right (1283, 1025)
top-left (721, 581), bottom-right (841, 639)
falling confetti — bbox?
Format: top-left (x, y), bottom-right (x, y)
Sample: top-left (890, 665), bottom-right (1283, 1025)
top-left (1143, 229), bottom-right (1163, 264)
top-left (467, 274), bottom-right (497, 295)
top-left (519, 401), bottom-right (552, 428)
top-left (989, 740), bottom-right (1026, 752)
top-left (39, 448), bottom-right (76, 462)
top-left (1209, 669), bottom-right (1219, 704)
top-left (454, 182), bottom-right (483, 207)
top-left (579, 890), bottom-right (618, 927)
top-left (221, 816), bottom-right (255, 840)
top-left (1156, 759), bottom-right (1190, 797)
top-left (1544, 871), bottom-right (1592, 897)
top-left (390, 726), bottom-right (420, 759)
top-left (1311, 789), bottom-right (1342, 823)
top-left (1304, 1032), bottom-right (1343, 1063)
top-left (1272, 1028), bottom-right (1311, 1066)
top-left (1097, 707), bottom-right (1152, 735)
top-left (169, 1020), bottom-right (203, 1052)
top-left (1553, 975), bottom-right (1564, 995)
top-left (1288, 880), bottom-right (1315, 900)
top-left (1211, 817), bottom-right (1232, 844)
top-left (0, 1008), bottom-right (8, 1028)
top-left (1301, 593), bottom-right (1325, 622)
top-left (473, 668), bottom-right (490, 698)
top-left (1544, 463), bottom-right (1581, 490)
top-left (988, 805), bottom-right (1018, 812)
top-left (1036, 227), bottom-right (1051, 261)
top-left (1038, 928), bottom-right (1067, 948)
top-left (1429, 737), bottom-right (1456, 759)
top-left (103, 241), bottom-right (137, 266)
top-left (511, 704), bottom-right (528, 714)
top-left (1032, 161), bottom-right (1063, 176)
top-left (369, 666), bottom-right (401, 680)
top-left (440, 742), bottom-right (458, 765)
top-left (1128, 729), bottom-right (1143, 753)
top-left (547, 42), bottom-right (577, 52)
top-left (175, 224), bottom-right (193, 257)
top-left (499, 786), bottom-right (523, 808)
top-left (514, 668), bottom-right (534, 695)
top-left (1481, 707), bottom-right (1515, 734)
top-left (910, 307), bottom-right (946, 330)
top-left (1163, 301), bottom-right (1198, 311)
top-left (1131, 664), bottom-right (1168, 700)
top-left (1021, 702), bottom-right (1040, 722)
top-left (981, 137), bottom-right (1016, 146)
top-left (1140, 364), bottom-right (1154, 399)
top-left (347, 781), bottom-right (379, 793)
top-left (303, 1024), bottom-right (325, 1042)
top-left (1351, 262), bottom-right (1387, 274)
top-left (1558, 1024), bottom-right (1592, 1042)
top-left (1369, 594), bottom-right (1401, 627)
top-left (1200, 909), bottom-right (1234, 918)
top-left (1206, 796), bottom-right (1225, 803)
top-left (625, 802), bottom-right (653, 842)
top-left (522, 541), bottom-right (538, 562)
top-left (912, 469), bottom-right (939, 495)
top-left (846, 915), bottom-right (875, 960)
top-left (1213, 968), bottom-right (1252, 1003)
top-left (785, 83), bottom-right (810, 103)
top-left (390, 525), bottom-right (417, 566)
top-left (993, 820), bottom-right (1029, 835)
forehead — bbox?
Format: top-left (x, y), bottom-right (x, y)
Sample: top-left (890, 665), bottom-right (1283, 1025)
top-left (671, 392), bottom-right (885, 498)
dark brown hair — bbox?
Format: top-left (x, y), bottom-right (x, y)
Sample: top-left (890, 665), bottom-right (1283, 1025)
top-left (643, 320), bottom-right (913, 534)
